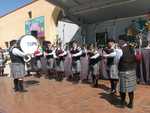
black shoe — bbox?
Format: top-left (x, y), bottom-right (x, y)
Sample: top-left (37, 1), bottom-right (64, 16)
top-left (118, 101), bottom-right (126, 108)
top-left (127, 102), bottom-right (133, 109)
top-left (18, 80), bottom-right (24, 92)
top-left (14, 79), bottom-right (19, 92)
top-left (110, 90), bottom-right (116, 94)
top-left (93, 83), bottom-right (99, 88)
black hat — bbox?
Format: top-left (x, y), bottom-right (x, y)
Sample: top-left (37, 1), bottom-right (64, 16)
top-left (10, 40), bottom-right (17, 46)
top-left (107, 38), bottom-right (115, 43)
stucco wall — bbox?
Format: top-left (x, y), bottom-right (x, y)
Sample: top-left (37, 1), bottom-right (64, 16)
top-left (0, 0), bottom-right (60, 48)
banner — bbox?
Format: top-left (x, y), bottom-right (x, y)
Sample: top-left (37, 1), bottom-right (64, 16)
top-left (25, 16), bottom-right (45, 37)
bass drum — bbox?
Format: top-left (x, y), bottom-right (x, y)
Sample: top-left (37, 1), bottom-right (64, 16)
top-left (19, 35), bottom-right (39, 54)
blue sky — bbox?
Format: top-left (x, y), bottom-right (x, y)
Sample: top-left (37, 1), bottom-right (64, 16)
top-left (0, 0), bottom-right (32, 16)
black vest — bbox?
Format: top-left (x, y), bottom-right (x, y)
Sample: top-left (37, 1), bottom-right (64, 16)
top-left (104, 48), bottom-right (114, 66)
top-left (88, 51), bottom-right (101, 65)
top-left (118, 45), bottom-right (136, 71)
top-left (70, 48), bottom-right (81, 61)
top-left (55, 49), bottom-right (66, 61)
top-left (45, 49), bottom-right (53, 59)
top-left (9, 48), bottom-right (25, 64)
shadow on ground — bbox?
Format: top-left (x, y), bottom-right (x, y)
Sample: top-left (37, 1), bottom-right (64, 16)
top-left (99, 92), bottom-right (122, 108)
top-left (24, 80), bottom-right (40, 88)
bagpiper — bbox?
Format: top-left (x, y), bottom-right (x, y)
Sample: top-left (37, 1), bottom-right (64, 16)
top-left (44, 41), bottom-right (55, 78)
top-left (87, 44), bottom-right (101, 87)
top-left (70, 41), bottom-right (82, 81)
top-left (55, 43), bottom-right (67, 80)
top-left (103, 39), bottom-right (118, 94)
top-left (34, 45), bottom-right (44, 76)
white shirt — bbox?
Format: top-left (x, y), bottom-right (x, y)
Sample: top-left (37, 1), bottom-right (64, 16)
top-left (71, 47), bottom-right (82, 57)
top-left (12, 48), bottom-right (25, 57)
top-left (103, 47), bottom-right (122, 65)
top-left (91, 51), bottom-right (100, 59)
top-left (115, 48), bottom-right (123, 65)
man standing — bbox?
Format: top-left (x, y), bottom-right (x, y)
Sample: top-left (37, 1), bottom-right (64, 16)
top-left (118, 37), bottom-right (137, 108)
top-left (55, 43), bottom-right (67, 80)
top-left (9, 40), bottom-right (26, 92)
top-left (87, 44), bottom-right (101, 87)
top-left (103, 39), bottom-right (118, 94)
top-left (70, 41), bottom-right (82, 82)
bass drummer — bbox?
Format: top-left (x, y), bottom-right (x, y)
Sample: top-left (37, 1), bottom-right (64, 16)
top-left (9, 40), bottom-right (27, 92)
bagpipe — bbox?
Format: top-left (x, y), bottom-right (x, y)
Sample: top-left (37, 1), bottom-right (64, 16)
top-left (87, 50), bottom-right (102, 66)
top-left (55, 49), bottom-right (67, 61)
top-left (70, 48), bottom-right (82, 61)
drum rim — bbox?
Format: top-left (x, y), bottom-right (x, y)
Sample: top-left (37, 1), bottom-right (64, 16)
top-left (19, 34), bottom-right (39, 54)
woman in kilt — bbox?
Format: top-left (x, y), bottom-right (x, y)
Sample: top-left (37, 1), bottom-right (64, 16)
top-left (118, 37), bottom-right (137, 108)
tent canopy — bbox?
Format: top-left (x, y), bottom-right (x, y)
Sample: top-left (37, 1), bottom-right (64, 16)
top-left (48, 0), bottom-right (150, 24)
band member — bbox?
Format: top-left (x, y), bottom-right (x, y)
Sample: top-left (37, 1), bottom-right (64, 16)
top-left (80, 44), bottom-right (89, 82)
top-left (70, 41), bottom-right (82, 81)
top-left (87, 44), bottom-right (101, 87)
top-left (9, 40), bottom-right (26, 92)
top-left (44, 41), bottom-right (55, 77)
top-left (55, 43), bottom-right (67, 80)
top-left (118, 37), bottom-right (136, 108)
top-left (34, 45), bottom-right (44, 76)
top-left (0, 47), bottom-right (5, 76)
top-left (103, 39), bottom-right (118, 94)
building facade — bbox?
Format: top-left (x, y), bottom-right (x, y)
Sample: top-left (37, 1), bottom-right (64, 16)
top-left (0, 0), bottom-right (60, 48)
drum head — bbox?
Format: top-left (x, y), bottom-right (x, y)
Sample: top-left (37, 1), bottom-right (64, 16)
top-left (20, 35), bottom-right (39, 54)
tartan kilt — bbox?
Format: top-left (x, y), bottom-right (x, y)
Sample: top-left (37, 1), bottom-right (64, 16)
top-left (55, 60), bottom-right (64, 72)
top-left (89, 62), bottom-right (100, 79)
top-left (46, 58), bottom-right (54, 70)
top-left (72, 60), bottom-right (81, 74)
top-left (9, 63), bottom-right (26, 79)
top-left (107, 65), bottom-right (119, 80)
top-left (0, 59), bottom-right (5, 68)
top-left (119, 70), bottom-right (137, 93)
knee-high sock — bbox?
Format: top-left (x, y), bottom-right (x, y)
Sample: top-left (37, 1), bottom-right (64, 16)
top-left (129, 92), bottom-right (134, 104)
top-left (120, 92), bottom-right (126, 102)
top-left (110, 79), bottom-right (115, 91)
top-left (14, 79), bottom-right (19, 90)
top-left (18, 80), bottom-right (24, 91)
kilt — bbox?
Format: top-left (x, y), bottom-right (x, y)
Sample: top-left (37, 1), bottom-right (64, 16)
top-left (64, 55), bottom-right (72, 77)
top-left (89, 62), bottom-right (100, 79)
top-left (107, 64), bottom-right (119, 80)
top-left (46, 58), bottom-right (54, 69)
top-left (80, 56), bottom-right (89, 80)
top-left (10, 63), bottom-right (26, 79)
top-left (0, 59), bottom-right (4, 68)
top-left (37, 60), bottom-right (42, 69)
top-left (55, 60), bottom-right (64, 72)
top-left (72, 60), bottom-right (81, 74)
top-left (119, 70), bottom-right (136, 93)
